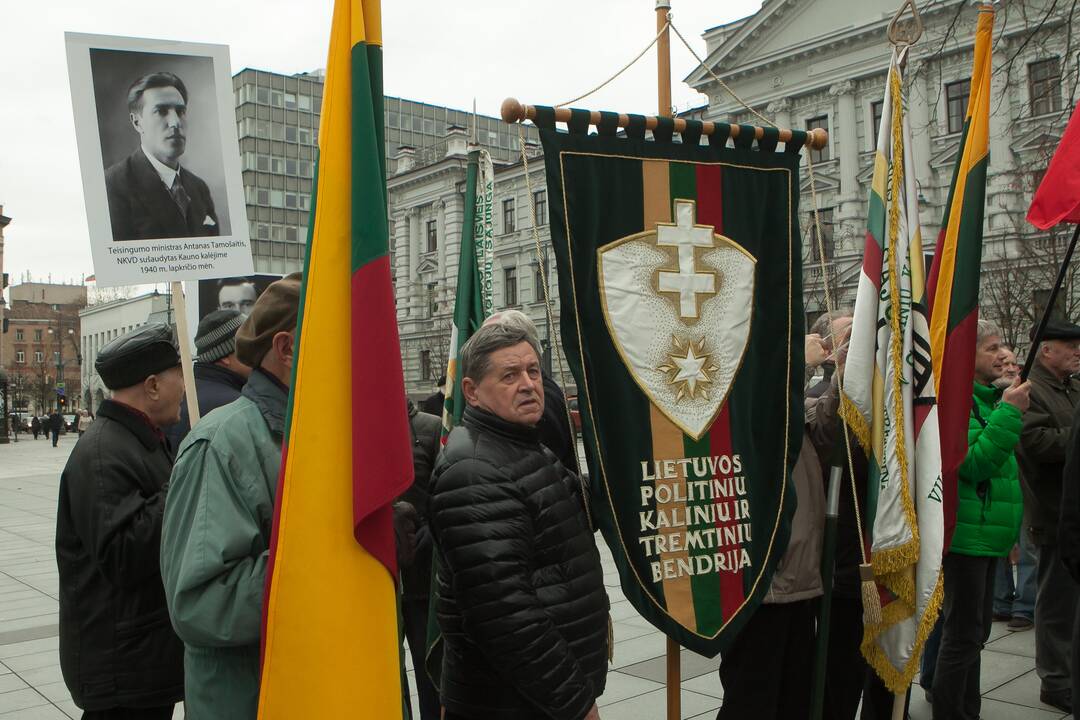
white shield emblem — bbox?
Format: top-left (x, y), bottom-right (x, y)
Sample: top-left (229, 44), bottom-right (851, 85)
top-left (597, 199), bottom-right (756, 440)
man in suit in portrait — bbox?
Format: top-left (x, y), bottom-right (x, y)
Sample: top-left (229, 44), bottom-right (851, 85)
top-left (105, 71), bottom-right (220, 241)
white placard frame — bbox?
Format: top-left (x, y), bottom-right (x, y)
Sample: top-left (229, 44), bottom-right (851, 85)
top-left (65, 32), bottom-right (253, 287)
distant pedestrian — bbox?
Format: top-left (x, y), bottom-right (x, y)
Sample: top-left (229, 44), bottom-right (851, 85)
top-left (56, 323), bottom-right (186, 718)
top-left (932, 320), bottom-right (1028, 720)
top-left (1017, 319), bottom-right (1080, 713)
top-left (162, 274), bottom-right (300, 719)
top-left (77, 409), bottom-right (93, 436)
top-left (163, 309), bottom-right (252, 450)
top-left (48, 410), bottom-right (63, 446)
top-left (31, 415), bottom-right (40, 440)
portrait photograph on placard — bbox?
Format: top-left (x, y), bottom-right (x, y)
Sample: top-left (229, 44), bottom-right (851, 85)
top-left (66, 33), bottom-right (252, 286)
top-left (196, 274), bottom-right (283, 321)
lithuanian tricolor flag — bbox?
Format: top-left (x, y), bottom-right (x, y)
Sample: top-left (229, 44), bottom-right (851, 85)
top-left (257, 1), bottom-right (413, 717)
top-left (841, 46), bottom-right (944, 693)
top-left (927, 5), bottom-right (994, 548)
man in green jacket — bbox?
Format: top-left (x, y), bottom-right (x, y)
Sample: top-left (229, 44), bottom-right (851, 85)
top-left (932, 320), bottom-right (1030, 720)
top-left (161, 273), bottom-right (300, 719)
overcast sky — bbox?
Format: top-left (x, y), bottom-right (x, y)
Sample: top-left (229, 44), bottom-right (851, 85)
top-left (0, 0), bottom-right (762, 289)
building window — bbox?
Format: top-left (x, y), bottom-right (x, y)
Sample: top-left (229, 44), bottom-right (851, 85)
top-left (945, 79), bottom-right (970, 134)
top-left (15, 329), bottom-right (23, 341)
top-left (34, 351), bottom-right (43, 363)
top-left (285, 126), bottom-right (298, 143)
top-left (257, 87), bottom-right (269, 104)
top-left (257, 189), bottom-right (270, 206)
top-left (535, 267), bottom-right (546, 302)
top-left (270, 190), bottom-right (285, 208)
top-left (420, 350), bottom-right (432, 381)
top-left (806, 116), bottom-right (830, 163)
top-left (808, 207), bottom-right (835, 262)
top-left (299, 128), bottom-right (312, 145)
top-left (257, 224), bottom-right (269, 240)
top-left (871, 100), bottom-right (884, 141)
top-left (503, 199), bottom-right (516, 233)
top-left (426, 219), bottom-right (438, 252)
top-left (285, 193), bottom-right (298, 209)
top-left (270, 225), bottom-right (283, 241)
top-left (34, 329), bottom-right (43, 342)
top-left (428, 282), bottom-right (438, 317)
top-left (53, 351), bottom-right (60, 364)
top-left (271, 91), bottom-right (283, 107)
top-left (15, 351), bottom-right (24, 363)
top-left (299, 94), bottom-right (312, 111)
top-left (286, 226), bottom-right (299, 242)
top-left (285, 93), bottom-right (297, 110)
top-left (504, 267), bottom-right (518, 306)
top-left (286, 159), bottom-right (297, 176)
top-left (300, 160), bottom-right (312, 177)
top-left (533, 190), bottom-right (548, 226)
top-left (1029, 58), bottom-right (1062, 116)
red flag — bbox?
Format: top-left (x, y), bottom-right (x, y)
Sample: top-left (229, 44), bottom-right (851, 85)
top-left (1028, 104), bottom-right (1080, 230)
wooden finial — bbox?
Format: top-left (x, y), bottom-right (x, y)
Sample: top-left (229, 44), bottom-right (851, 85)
top-left (501, 97), bottom-right (526, 124)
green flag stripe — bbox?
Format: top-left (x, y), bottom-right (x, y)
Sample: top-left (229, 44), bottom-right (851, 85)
top-left (350, 42), bottom-right (388, 270)
top-left (945, 154), bottom-right (988, 330)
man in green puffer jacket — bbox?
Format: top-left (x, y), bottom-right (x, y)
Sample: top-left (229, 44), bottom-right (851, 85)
top-left (932, 320), bottom-right (1030, 720)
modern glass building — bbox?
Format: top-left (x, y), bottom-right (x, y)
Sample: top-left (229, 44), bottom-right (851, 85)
top-left (232, 68), bottom-right (539, 274)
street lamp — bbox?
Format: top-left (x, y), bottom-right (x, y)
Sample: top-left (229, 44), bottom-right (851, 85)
top-left (48, 314), bottom-right (80, 413)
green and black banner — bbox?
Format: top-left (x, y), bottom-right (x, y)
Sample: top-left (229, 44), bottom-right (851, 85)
top-left (537, 108), bottom-right (804, 656)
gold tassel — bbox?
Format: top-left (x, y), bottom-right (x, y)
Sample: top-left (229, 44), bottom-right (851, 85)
top-left (860, 563), bottom-right (883, 626)
top-left (607, 613), bottom-right (615, 663)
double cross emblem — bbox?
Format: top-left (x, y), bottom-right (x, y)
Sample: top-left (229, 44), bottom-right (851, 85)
top-left (654, 200), bottom-right (719, 321)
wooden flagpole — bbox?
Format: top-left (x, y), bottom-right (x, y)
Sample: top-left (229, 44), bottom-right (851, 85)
top-left (170, 281), bottom-right (200, 426)
top-left (655, 3), bottom-right (681, 720)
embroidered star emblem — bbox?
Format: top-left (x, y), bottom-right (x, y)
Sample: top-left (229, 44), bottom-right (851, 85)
top-left (656, 335), bottom-right (720, 402)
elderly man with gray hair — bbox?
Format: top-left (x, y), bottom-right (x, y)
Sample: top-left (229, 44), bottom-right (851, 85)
top-left (484, 309), bottom-right (578, 472)
top-left (932, 318), bottom-right (1031, 719)
top-left (429, 322), bottom-right (609, 720)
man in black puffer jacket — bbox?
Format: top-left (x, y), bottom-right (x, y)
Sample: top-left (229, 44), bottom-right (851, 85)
top-left (430, 322), bottom-right (608, 720)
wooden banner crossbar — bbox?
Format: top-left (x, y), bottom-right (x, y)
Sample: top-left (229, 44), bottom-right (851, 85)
top-left (500, 97), bottom-right (829, 151)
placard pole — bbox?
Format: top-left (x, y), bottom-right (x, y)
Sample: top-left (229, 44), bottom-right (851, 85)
top-left (171, 281), bottom-right (200, 426)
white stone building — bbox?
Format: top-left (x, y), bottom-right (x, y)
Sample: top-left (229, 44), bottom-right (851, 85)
top-left (685, 0), bottom-right (1076, 341)
top-left (393, 0), bottom-right (1076, 390)
top-left (79, 292), bottom-right (172, 413)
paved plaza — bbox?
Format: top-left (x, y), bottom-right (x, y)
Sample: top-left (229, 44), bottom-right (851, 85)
top-left (0, 435), bottom-right (1067, 719)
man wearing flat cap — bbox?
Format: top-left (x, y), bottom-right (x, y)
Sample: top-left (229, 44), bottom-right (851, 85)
top-left (164, 309), bottom-right (252, 449)
top-left (56, 323), bottom-right (186, 719)
top-left (1017, 318), bottom-right (1080, 713)
top-left (161, 273), bottom-right (300, 719)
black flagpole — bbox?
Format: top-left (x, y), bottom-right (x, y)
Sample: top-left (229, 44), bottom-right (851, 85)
top-left (1020, 223), bottom-right (1080, 381)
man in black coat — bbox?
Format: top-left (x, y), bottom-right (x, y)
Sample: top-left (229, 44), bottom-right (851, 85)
top-left (164, 309), bottom-right (251, 449)
top-left (56, 323), bottom-right (186, 718)
top-left (105, 72), bottom-right (219, 241)
top-left (430, 322), bottom-right (608, 720)
top-left (400, 398), bottom-right (442, 720)
top-left (48, 410), bottom-right (64, 447)
top-left (1060, 400), bottom-right (1080, 717)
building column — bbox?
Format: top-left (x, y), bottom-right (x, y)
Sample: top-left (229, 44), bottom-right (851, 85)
top-left (830, 81), bottom-right (858, 199)
top-left (767, 98), bottom-right (791, 151)
top-left (407, 208), bottom-right (420, 315)
top-left (907, 61), bottom-right (933, 192)
top-left (393, 212), bottom-right (410, 320)
top-left (986, 48), bottom-right (1017, 232)
top-left (437, 199), bottom-right (447, 279)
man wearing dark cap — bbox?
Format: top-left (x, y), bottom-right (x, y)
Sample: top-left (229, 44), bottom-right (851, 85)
top-left (161, 274), bottom-right (300, 719)
top-left (164, 309), bottom-right (252, 449)
top-left (1017, 318), bottom-right (1080, 713)
top-left (56, 323), bottom-right (186, 719)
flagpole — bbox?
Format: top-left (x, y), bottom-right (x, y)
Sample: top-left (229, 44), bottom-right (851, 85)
top-left (1019, 223), bottom-right (1080, 380)
top-left (654, 2), bottom-right (681, 719)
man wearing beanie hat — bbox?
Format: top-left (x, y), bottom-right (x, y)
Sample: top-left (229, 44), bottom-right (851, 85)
top-left (161, 273), bottom-right (300, 719)
top-left (56, 323), bottom-right (186, 718)
top-left (164, 309), bottom-right (251, 449)
top-left (1017, 318), bottom-right (1080, 713)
